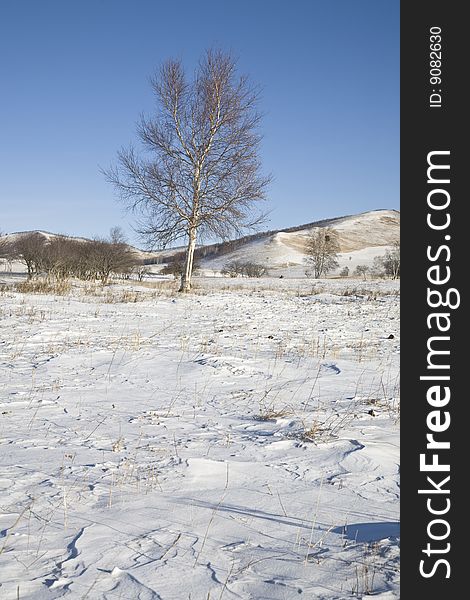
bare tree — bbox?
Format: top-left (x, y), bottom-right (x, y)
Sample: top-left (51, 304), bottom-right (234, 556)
top-left (383, 240), bottom-right (400, 279)
top-left (222, 260), bottom-right (242, 278)
top-left (304, 227), bottom-right (340, 278)
top-left (221, 260), bottom-right (266, 278)
top-left (133, 264), bottom-right (150, 282)
top-left (0, 234), bottom-right (14, 273)
top-left (0, 233), bottom-right (7, 257)
top-left (88, 230), bottom-right (138, 284)
top-left (161, 257), bottom-right (200, 278)
top-left (370, 241), bottom-right (400, 279)
top-left (0, 233), bottom-right (11, 259)
top-left (355, 265), bottom-right (369, 280)
top-left (13, 233), bottom-right (46, 278)
top-left (41, 236), bottom-right (75, 280)
top-left (242, 262), bottom-right (266, 278)
top-left (105, 49), bottom-right (270, 292)
top-left (370, 255), bottom-right (385, 278)
top-left (109, 226), bottom-right (127, 245)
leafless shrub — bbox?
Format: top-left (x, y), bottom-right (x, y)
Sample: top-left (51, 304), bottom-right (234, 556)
top-left (221, 260), bottom-right (244, 277)
top-left (86, 237), bottom-right (137, 284)
top-left (160, 258), bottom-right (200, 278)
top-left (133, 264), bottom-right (151, 281)
top-left (354, 265), bottom-right (369, 280)
top-left (243, 262), bottom-right (267, 277)
top-left (9, 228), bottom-right (139, 285)
top-left (11, 233), bottom-right (46, 278)
top-left (0, 233), bottom-right (12, 259)
top-left (221, 260), bottom-right (266, 278)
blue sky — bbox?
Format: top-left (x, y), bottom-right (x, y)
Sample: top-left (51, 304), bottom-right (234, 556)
top-left (0, 0), bottom-right (399, 245)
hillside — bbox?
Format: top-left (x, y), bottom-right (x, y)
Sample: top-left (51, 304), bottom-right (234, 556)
top-left (0, 230), bottom-right (157, 262)
top-left (2, 209), bottom-right (399, 277)
top-left (198, 209), bottom-right (399, 276)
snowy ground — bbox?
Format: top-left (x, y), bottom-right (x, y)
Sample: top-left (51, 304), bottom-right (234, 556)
top-left (0, 276), bottom-right (399, 599)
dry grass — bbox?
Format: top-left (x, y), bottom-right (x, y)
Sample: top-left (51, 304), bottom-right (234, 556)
top-left (255, 406), bottom-right (292, 421)
top-left (351, 542), bottom-right (380, 596)
top-left (340, 286), bottom-right (400, 299)
top-left (14, 279), bottom-right (71, 295)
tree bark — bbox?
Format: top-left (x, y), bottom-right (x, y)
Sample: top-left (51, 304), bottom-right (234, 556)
top-left (179, 168), bottom-right (201, 293)
top-left (179, 226), bottom-right (197, 292)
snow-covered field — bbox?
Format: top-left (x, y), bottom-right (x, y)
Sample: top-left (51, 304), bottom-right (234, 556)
top-left (0, 276), bottom-right (399, 599)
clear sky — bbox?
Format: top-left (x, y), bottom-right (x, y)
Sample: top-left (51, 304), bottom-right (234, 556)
top-left (0, 0), bottom-right (399, 246)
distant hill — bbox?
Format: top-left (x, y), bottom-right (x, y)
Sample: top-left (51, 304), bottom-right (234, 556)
top-left (2, 209), bottom-right (399, 276)
top-left (1, 230), bottom-right (153, 261)
top-left (194, 209), bottom-right (399, 276)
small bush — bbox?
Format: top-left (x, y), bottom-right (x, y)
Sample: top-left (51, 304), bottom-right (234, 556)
top-left (354, 265), bottom-right (369, 280)
top-left (243, 262), bottom-right (267, 278)
top-left (161, 258), bottom-right (200, 278)
top-left (221, 260), bottom-right (266, 278)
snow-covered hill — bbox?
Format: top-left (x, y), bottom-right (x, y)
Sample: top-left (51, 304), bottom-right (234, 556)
top-left (2, 209), bottom-right (399, 276)
top-left (2, 230), bottom-right (91, 244)
top-left (0, 230), bottom-right (159, 263)
top-left (199, 209), bottom-right (399, 276)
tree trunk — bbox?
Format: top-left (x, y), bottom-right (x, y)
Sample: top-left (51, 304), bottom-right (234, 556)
top-left (179, 226), bottom-right (197, 292)
top-left (180, 169), bottom-right (200, 293)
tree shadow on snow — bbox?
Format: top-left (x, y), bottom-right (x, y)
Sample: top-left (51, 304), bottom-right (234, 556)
top-left (175, 497), bottom-right (314, 530)
top-left (331, 521), bottom-right (400, 542)
top-left (175, 498), bottom-right (399, 544)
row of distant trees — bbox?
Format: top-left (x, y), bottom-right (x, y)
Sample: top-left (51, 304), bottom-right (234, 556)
top-left (159, 257), bottom-right (266, 278)
top-left (0, 228), bottom-right (139, 283)
top-left (1, 225), bottom-right (399, 282)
